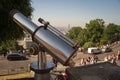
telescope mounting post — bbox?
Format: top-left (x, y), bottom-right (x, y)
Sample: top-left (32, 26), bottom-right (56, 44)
top-left (30, 44), bottom-right (54, 80)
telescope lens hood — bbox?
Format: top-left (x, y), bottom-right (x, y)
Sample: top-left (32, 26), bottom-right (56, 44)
top-left (9, 9), bottom-right (19, 18)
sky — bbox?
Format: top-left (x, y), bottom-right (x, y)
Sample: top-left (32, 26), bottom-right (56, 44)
top-left (31, 0), bottom-right (120, 28)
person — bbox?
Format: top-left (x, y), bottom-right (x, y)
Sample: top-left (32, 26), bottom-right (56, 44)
top-left (52, 58), bottom-right (58, 67)
top-left (104, 56), bottom-right (109, 62)
top-left (22, 49), bottom-right (26, 54)
top-left (9, 49), bottom-right (12, 54)
top-left (80, 58), bottom-right (86, 65)
top-left (2, 48), bottom-right (7, 58)
top-left (86, 57), bottom-right (91, 64)
top-left (110, 54), bottom-right (116, 64)
top-left (94, 55), bottom-right (98, 64)
top-left (107, 55), bottom-right (112, 61)
top-left (117, 51), bottom-right (120, 60)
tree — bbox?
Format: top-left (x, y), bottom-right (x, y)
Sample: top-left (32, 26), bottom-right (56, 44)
top-left (67, 26), bottom-right (82, 41)
top-left (66, 18), bottom-right (120, 49)
top-left (102, 23), bottom-right (120, 44)
top-left (0, 0), bottom-right (33, 50)
top-left (83, 41), bottom-right (95, 49)
top-left (85, 19), bottom-right (104, 45)
top-left (77, 28), bottom-right (88, 46)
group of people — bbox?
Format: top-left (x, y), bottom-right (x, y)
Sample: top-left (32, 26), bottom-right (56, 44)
top-left (80, 51), bottom-right (120, 66)
top-left (80, 55), bottom-right (99, 66)
top-left (104, 51), bottom-right (120, 64)
top-left (33, 50), bottom-right (120, 69)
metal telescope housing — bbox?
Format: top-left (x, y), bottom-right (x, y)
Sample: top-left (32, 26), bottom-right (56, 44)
top-left (10, 10), bottom-right (78, 66)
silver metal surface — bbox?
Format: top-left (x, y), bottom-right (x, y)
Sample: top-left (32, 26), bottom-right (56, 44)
top-left (30, 61), bottom-right (54, 80)
top-left (38, 18), bottom-right (75, 46)
top-left (34, 27), bottom-right (76, 65)
top-left (30, 61), bottom-right (54, 70)
top-left (10, 10), bottom-right (38, 35)
top-left (34, 72), bottom-right (50, 80)
top-left (10, 10), bottom-right (78, 66)
top-left (38, 52), bottom-right (46, 69)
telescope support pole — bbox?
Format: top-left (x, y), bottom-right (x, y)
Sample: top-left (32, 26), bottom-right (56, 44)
top-left (30, 50), bottom-right (54, 80)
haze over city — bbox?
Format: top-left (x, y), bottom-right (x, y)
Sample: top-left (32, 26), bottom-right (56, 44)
top-left (31, 0), bottom-right (120, 28)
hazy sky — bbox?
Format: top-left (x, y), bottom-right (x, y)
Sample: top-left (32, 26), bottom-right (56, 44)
top-left (31, 0), bottom-right (120, 28)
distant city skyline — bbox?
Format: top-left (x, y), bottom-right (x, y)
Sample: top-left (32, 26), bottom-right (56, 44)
top-left (31, 0), bottom-right (120, 28)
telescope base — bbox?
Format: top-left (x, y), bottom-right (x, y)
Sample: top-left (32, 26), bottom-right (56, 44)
top-left (34, 72), bottom-right (51, 80)
top-left (30, 61), bottom-right (54, 80)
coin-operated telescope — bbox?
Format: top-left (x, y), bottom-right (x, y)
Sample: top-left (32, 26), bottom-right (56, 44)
top-left (10, 10), bottom-right (78, 80)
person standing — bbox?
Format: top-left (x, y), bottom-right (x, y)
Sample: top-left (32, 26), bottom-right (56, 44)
top-left (117, 51), bottom-right (120, 60)
top-left (52, 58), bottom-right (58, 68)
top-left (80, 58), bottom-right (87, 65)
top-left (2, 48), bottom-right (7, 58)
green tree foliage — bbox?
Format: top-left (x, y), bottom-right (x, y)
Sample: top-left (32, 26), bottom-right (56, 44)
top-left (67, 19), bottom-right (105, 48)
top-left (85, 19), bottom-right (104, 43)
top-left (67, 26), bottom-right (82, 41)
top-left (83, 41), bottom-right (95, 49)
top-left (0, 0), bottom-right (33, 51)
top-left (0, 40), bottom-right (17, 51)
top-left (77, 28), bottom-right (88, 46)
top-left (67, 19), bottom-right (120, 49)
top-left (102, 23), bottom-right (120, 44)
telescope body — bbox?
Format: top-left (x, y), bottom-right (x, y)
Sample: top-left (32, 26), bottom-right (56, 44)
top-left (10, 10), bottom-right (78, 66)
